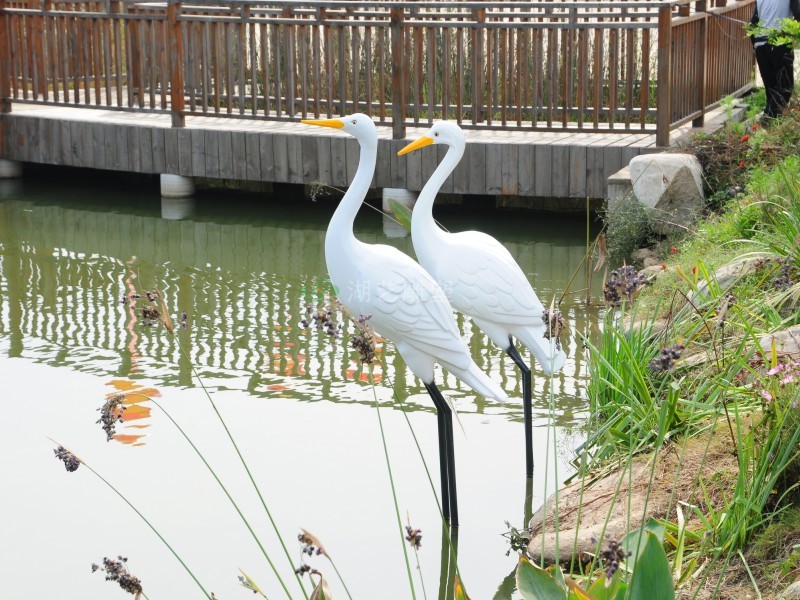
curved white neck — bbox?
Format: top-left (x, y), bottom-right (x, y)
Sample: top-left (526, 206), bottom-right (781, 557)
top-left (326, 134), bottom-right (377, 258)
top-left (411, 141), bottom-right (464, 251)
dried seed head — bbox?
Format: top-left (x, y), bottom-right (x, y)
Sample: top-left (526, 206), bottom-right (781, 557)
top-left (603, 265), bottom-right (648, 307)
top-left (405, 525), bottom-right (423, 550)
top-left (97, 393), bottom-right (127, 441)
top-left (648, 344), bottom-right (685, 373)
top-left (542, 307), bottom-right (566, 351)
top-left (93, 556), bottom-right (143, 596)
top-left (53, 446), bottom-right (80, 472)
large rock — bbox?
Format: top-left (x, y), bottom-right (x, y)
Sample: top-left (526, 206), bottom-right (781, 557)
top-left (778, 581), bottom-right (800, 600)
top-left (628, 154), bottom-right (705, 235)
top-left (760, 325), bottom-right (800, 359)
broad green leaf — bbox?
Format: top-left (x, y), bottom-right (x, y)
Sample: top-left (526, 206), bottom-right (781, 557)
top-left (387, 198), bottom-right (412, 231)
top-left (627, 532), bottom-right (675, 600)
top-left (587, 572), bottom-right (625, 599)
top-left (454, 574), bottom-right (471, 600)
top-left (565, 578), bottom-right (594, 600)
top-left (516, 556), bottom-right (567, 600)
top-left (547, 565), bottom-right (566, 588)
top-left (622, 518), bottom-right (666, 563)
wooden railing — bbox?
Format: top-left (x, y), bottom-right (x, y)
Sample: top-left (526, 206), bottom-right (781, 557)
top-left (0, 0), bottom-right (755, 146)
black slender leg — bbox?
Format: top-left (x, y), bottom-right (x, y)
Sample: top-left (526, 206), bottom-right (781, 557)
top-left (507, 342), bottom-right (534, 477)
top-left (425, 381), bottom-right (451, 525)
top-left (425, 382), bottom-right (459, 528)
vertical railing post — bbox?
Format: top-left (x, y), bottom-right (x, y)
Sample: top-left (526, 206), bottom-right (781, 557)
top-left (168, 0), bottom-right (185, 127)
top-left (0, 0), bottom-right (11, 114)
top-left (390, 5), bottom-right (405, 139)
top-left (471, 7), bottom-right (485, 124)
top-left (656, 3), bottom-right (673, 147)
top-left (693, 0), bottom-right (708, 126)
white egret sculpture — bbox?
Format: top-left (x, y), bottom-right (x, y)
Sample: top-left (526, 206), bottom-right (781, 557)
top-left (302, 114), bottom-right (508, 527)
top-left (398, 122), bottom-right (567, 477)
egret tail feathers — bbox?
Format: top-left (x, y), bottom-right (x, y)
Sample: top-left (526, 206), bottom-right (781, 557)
top-left (448, 361), bottom-right (509, 403)
top-left (517, 326), bottom-right (567, 375)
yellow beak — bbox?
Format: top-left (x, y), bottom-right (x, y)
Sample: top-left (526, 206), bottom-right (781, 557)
top-left (398, 135), bottom-right (434, 156)
top-left (301, 118), bottom-right (345, 129)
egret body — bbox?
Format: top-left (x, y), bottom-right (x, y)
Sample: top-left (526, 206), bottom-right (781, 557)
top-left (303, 114), bottom-right (508, 525)
top-left (399, 122), bottom-right (567, 477)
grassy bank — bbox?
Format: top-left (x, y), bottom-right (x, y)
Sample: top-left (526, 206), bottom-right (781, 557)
top-left (556, 89), bottom-right (800, 598)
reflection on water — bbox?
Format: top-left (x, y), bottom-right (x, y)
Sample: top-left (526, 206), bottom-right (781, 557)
top-left (0, 182), bottom-right (599, 429)
top-left (0, 176), bottom-right (603, 599)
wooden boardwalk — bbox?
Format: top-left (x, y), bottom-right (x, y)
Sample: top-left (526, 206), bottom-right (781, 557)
top-left (0, 101), bottom-right (734, 201)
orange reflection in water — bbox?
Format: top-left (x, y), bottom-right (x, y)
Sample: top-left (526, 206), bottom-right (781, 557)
top-left (104, 379), bottom-right (161, 446)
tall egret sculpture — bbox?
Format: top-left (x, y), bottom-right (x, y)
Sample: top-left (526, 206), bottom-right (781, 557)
top-left (398, 122), bottom-right (567, 477)
top-left (302, 114), bottom-right (508, 527)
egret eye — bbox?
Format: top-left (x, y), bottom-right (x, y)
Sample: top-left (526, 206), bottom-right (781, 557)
top-left (351, 119), bottom-right (357, 124)
top-left (434, 132), bottom-right (440, 137)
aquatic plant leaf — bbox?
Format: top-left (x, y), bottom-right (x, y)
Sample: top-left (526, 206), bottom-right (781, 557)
top-left (547, 565), bottom-right (566, 587)
top-left (627, 532), bottom-right (675, 600)
top-left (454, 574), bottom-right (471, 600)
top-left (564, 576), bottom-right (594, 599)
top-left (587, 572), bottom-right (626, 599)
top-left (310, 572), bottom-right (332, 600)
top-left (387, 198), bottom-right (412, 231)
top-left (621, 518), bottom-right (666, 563)
top-left (516, 556), bottom-right (567, 600)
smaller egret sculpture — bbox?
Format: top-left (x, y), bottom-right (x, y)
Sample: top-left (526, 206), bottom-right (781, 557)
top-left (302, 114), bottom-right (508, 527)
top-left (399, 122), bottom-right (567, 477)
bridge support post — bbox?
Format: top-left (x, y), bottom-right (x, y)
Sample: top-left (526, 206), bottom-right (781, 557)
top-left (382, 187), bottom-right (416, 238)
top-left (161, 174), bottom-right (194, 198)
top-left (0, 159), bottom-right (22, 178)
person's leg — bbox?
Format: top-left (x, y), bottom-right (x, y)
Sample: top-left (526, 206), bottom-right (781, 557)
top-left (756, 45), bottom-right (782, 118)
top-left (775, 45), bottom-right (795, 113)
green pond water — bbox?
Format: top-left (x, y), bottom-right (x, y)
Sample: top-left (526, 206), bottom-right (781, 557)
top-left (0, 173), bottom-right (602, 600)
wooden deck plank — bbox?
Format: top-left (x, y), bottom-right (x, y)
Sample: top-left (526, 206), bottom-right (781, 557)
top-left (190, 129), bottom-right (206, 178)
top-left (518, 144), bottom-right (535, 197)
top-left (231, 131), bottom-right (247, 181)
top-left (286, 134), bottom-right (302, 183)
top-left (204, 130), bottom-right (220, 178)
top-left (164, 128), bottom-right (179, 174)
top-left (92, 122), bottom-right (105, 170)
top-left (568, 145), bottom-right (587, 198)
top-left (217, 131), bottom-right (234, 179)
top-left (128, 126), bottom-right (142, 172)
top-left (468, 143), bottom-right (486, 196)
top-left (60, 120), bottom-right (73, 167)
top-left (301, 135), bottom-right (319, 183)
top-left (389, 139), bottom-right (406, 189)
top-left (272, 133), bottom-right (289, 182)
top-left (245, 132), bottom-right (261, 181)
top-left (151, 128), bottom-right (166, 173)
top-left (259, 133), bottom-right (274, 182)
top-left (500, 143), bottom-right (518, 196)
top-left (534, 144), bottom-right (552, 198)
top-left (104, 124), bottom-right (118, 170)
top-left (329, 136), bottom-right (347, 188)
top-left (177, 129), bottom-right (193, 177)
top-left (116, 126), bottom-right (130, 172)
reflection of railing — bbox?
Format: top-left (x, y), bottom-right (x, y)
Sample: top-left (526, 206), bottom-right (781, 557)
top-left (0, 199), bottom-right (593, 420)
top-left (0, 0), bottom-right (754, 145)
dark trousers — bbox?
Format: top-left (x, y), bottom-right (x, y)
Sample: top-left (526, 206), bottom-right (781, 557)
top-left (755, 44), bottom-right (795, 118)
